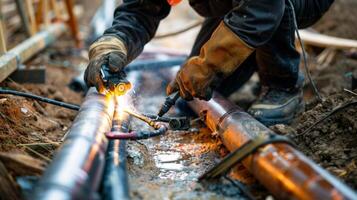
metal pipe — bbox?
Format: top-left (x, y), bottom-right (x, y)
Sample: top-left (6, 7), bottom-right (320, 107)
top-left (100, 71), bottom-right (143, 200)
top-left (164, 68), bottom-right (357, 199)
top-left (0, 5), bottom-right (83, 83)
top-left (188, 92), bottom-right (357, 199)
top-left (33, 88), bottom-right (115, 199)
top-left (101, 111), bottom-right (130, 200)
top-left (0, 23), bottom-right (67, 82)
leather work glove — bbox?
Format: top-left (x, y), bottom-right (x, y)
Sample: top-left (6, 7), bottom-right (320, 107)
top-left (167, 22), bottom-right (254, 101)
top-left (84, 35), bottom-right (127, 93)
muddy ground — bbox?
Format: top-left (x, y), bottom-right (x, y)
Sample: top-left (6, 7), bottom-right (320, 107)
top-left (0, 0), bottom-right (356, 199)
top-left (286, 0), bottom-right (357, 190)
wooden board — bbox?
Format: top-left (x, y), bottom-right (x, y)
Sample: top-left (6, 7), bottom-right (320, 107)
top-left (300, 29), bottom-right (357, 49)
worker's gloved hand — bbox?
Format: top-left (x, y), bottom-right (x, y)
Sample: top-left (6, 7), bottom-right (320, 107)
top-left (166, 61), bottom-right (216, 101)
top-left (84, 35), bottom-right (127, 93)
top-left (167, 22), bottom-right (254, 101)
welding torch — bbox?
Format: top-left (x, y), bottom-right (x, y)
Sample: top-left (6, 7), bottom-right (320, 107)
top-left (105, 108), bottom-right (196, 140)
top-left (100, 64), bottom-right (132, 96)
top-left (157, 91), bottom-right (180, 117)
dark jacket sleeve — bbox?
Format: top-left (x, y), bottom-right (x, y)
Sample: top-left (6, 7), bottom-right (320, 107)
top-left (104, 0), bottom-right (171, 62)
top-left (224, 0), bottom-right (285, 48)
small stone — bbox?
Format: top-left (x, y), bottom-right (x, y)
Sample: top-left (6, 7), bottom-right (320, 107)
top-left (0, 98), bottom-right (7, 104)
top-left (20, 107), bottom-right (28, 114)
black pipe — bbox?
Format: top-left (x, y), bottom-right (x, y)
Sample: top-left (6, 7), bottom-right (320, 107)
top-left (0, 89), bottom-right (80, 111)
top-left (32, 89), bottom-right (115, 199)
top-left (101, 112), bottom-right (130, 200)
top-left (101, 72), bottom-right (142, 199)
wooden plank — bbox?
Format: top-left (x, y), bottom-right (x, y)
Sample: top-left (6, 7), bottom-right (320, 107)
top-left (0, 4), bottom-right (83, 83)
top-left (0, 23), bottom-right (67, 82)
top-left (15, 0), bottom-right (32, 36)
top-left (50, 0), bottom-right (61, 21)
top-left (300, 29), bottom-right (357, 49)
top-left (35, 0), bottom-right (44, 28)
top-left (64, 0), bottom-right (81, 47)
top-left (0, 1), bottom-right (7, 54)
top-left (0, 53), bottom-right (17, 81)
top-left (24, 0), bottom-right (38, 35)
top-left (43, 0), bottom-right (50, 28)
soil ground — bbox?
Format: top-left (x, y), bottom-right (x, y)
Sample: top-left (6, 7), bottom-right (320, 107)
top-left (0, 0), bottom-right (356, 199)
top-left (285, 0), bottom-right (357, 190)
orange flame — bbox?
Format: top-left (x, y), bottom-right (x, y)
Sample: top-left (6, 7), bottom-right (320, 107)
top-left (114, 91), bottom-right (135, 121)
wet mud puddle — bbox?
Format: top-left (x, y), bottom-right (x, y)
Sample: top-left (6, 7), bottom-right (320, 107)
top-left (126, 73), bottom-right (247, 200)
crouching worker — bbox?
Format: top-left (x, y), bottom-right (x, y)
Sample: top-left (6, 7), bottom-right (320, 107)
top-left (84, 0), bottom-right (334, 126)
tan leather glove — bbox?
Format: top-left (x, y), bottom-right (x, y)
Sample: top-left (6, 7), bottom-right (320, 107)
top-left (167, 22), bottom-right (254, 100)
top-left (84, 36), bottom-right (127, 93)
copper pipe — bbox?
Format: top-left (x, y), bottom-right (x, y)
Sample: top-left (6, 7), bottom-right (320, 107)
top-left (165, 66), bottom-right (356, 199)
top-left (187, 92), bottom-right (357, 199)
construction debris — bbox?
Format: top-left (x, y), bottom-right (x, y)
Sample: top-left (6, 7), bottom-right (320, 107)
top-left (300, 29), bottom-right (357, 49)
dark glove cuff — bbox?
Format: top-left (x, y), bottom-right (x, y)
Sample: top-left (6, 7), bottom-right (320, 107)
top-left (89, 35), bottom-right (127, 60)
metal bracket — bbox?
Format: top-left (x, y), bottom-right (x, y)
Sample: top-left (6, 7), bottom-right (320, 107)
top-left (199, 134), bottom-right (294, 181)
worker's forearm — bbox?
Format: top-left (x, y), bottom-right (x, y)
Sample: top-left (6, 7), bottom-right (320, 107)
top-left (104, 0), bottom-right (171, 63)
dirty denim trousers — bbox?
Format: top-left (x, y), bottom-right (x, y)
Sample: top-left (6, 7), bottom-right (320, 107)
top-left (189, 0), bottom-right (334, 97)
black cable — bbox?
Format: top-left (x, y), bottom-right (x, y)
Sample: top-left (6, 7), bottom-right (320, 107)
top-left (287, 0), bottom-right (323, 102)
top-left (0, 88), bottom-right (80, 111)
top-left (298, 100), bottom-right (357, 136)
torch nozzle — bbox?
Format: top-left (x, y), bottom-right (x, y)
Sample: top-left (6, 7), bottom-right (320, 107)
top-left (123, 109), bottom-right (161, 129)
top-left (100, 64), bottom-right (131, 96)
top-left (157, 92), bottom-right (180, 117)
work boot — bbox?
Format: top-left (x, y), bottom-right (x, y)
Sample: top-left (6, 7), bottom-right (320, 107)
top-left (248, 86), bottom-right (304, 126)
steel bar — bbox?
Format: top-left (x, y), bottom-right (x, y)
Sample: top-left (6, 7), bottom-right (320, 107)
top-left (165, 68), bottom-right (357, 199)
top-left (32, 88), bottom-right (115, 199)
